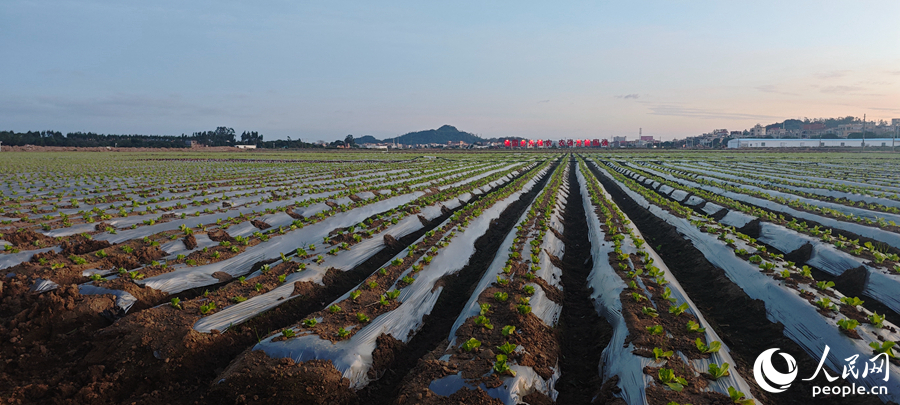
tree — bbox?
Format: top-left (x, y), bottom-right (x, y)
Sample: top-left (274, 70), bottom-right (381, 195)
top-left (344, 135), bottom-right (356, 147)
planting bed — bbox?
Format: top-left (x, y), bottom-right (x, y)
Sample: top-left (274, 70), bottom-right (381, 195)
top-left (2, 150), bottom-right (900, 405)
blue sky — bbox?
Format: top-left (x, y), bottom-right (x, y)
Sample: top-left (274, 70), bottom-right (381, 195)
top-left (2, 0), bottom-right (899, 141)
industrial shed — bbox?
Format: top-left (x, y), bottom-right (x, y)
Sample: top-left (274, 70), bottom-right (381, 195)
top-left (727, 138), bottom-right (898, 148)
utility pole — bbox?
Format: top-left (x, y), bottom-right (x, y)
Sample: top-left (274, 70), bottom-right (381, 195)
top-left (893, 124), bottom-right (897, 153)
top-left (862, 114), bottom-right (866, 149)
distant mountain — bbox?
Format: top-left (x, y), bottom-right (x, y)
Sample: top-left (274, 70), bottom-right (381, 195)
top-left (384, 125), bottom-right (485, 145)
top-left (354, 135), bottom-right (381, 144)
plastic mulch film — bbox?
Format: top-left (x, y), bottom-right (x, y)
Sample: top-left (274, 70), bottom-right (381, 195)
top-left (247, 167), bottom-right (548, 390)
top-left (579, 163), bottom-right (755, 404)
top-left (192, 179), bottom-right (520, 334)
top-left (623, 163), bottom-right (900, 250)
top-left (139, 191), bottom-right (425, 295)
top-left (593, 162), bottom-right (900, 403)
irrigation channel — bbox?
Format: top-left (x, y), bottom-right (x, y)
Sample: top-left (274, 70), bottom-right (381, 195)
top-left (2, 151), bottom-right (900, 405)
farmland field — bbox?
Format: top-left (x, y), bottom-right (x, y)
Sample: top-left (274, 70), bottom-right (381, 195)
top-left (1, 150), bottom-right (899, 405)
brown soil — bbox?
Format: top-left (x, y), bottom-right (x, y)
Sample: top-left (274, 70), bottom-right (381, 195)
top-left (183, 234), bottom-right (197, 250)
top-left (589, 158), bottom-right (883, 405)
top-left (250, 219), bottom-right (271, 230)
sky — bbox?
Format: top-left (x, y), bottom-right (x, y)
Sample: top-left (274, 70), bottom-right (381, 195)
top-left (2, 0), bottom-right (899, 141)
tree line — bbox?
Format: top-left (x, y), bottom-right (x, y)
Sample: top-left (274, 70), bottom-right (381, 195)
top-left (0, 127), bottom-right (329, 149)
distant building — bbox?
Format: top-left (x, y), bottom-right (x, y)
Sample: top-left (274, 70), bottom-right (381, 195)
top-left (640, 135), bottom-right (654, 142)
top-left (750, 124), bottom-right (766, 138)
top-left (728, 138), bottom-right (898, 148)
top-left (234, 144), bottom-right (257, 149)
top-left (893, 118), bottom-right (900, 127)
top-left (185, 140), bottom-right (201, 148)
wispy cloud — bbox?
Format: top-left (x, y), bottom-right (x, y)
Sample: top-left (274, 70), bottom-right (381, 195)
top-left (814, 70), bottom-right (852, 79)
top-left (755, 85), bottom-right (798, 96)
top-left (537, 99), bottom-right (550, 103)
top-left (645, 103), bottom-right (778, 120)
top-left (0, 94), bottom-right (235, 118)
top-left (615, 94), bottom-right (640, 99)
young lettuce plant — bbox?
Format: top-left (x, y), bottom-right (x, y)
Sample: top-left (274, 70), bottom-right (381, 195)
top-left (501, 325), bottom-right (516, 337)
top-left (658, 368), bottom-right (687, 392)
top-left (695, 338), bottom-right (722, 354)
top-left (642, 306), bottom-right (659, 318)
top-left (728, 386), bottom-right (755, 405)
top-left (652, 347), bottom-right (673, 362)
top-left (869, 341), bottom-right (896, 358)
top-left (869, 311), bottom-right (885, 328)
top-left (708, 362), bottom-right (730, 379)
top-left (839, 296), bottom-right (864, 307)
top-left (668, 303), bottom-right (688, 316)
top-left (497, 342), bottom-right (517, 355)
top-left (686, 320), bottom-right (706, 333)
top-left (493, 354), bottom-right (516, 376)
top-left (646, 325), bottom-right (664, 336)
top-left (837, 318), bottom-right (859, 331)
top-left (461, 337), bottom-right (481, 352)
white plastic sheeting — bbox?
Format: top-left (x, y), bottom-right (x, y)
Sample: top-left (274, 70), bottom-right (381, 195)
top-left (579, 164), bottom-right (754, 404)
top-left (593, 162), bottom-right (900, 403)
top-left (249, 166), bottom-right (548, 390)
top-left (193, 167), bottom-right (531, 334)
top-left (79, 283), bottom-right (137, 312)
top-left (757, 223), bottom-right (900, 315)
top-left (139, 192), bottom-right (425, 294)
top-left (436, 165), bottom-right (566, 404)
top-left (625, 163), bottom-right (900, 250)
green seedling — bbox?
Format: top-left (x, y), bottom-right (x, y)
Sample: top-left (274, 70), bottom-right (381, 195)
top-left (728, 386), bottom-right (755, 405)
top-left (501, 325), bottom-right (516, 337)
top-left (869, 341), bottom-right (896, 358)
top-left (337, 327), bottom-right (351, 338)
top-left (837, 318), bottom-right (859, 331)
top-left (462, 337), bottom-right (481, 352)
top-left (494, 292), bottom-right (509, 302)
top-left (522, 285), bottom-right (535, 295)
top-left (170, 297), bottom-right (182, 310)
top-left (497, 342), bottom-right (517, 355)
top-left (695, 338), bottom-right (721, 353)
top-left (350, 290), bottom-right (361, 300)
top-left (232, 296), bottom-right (247, 303)
top-left (402, 275), bottom-right (415, 284)
top-left (493, 354), bottom-right (516, 376)
top-left (642, 306), bottom-right (659, 318)
top-left (329, 304), bottom-right (342, 313)
top-left (356, 313), bottom-right (370, 322)
top-left (660, 287), bottom-right (676, 303)
top-left (686, 320), bottom-right (706, 333)
top-left (816, 280), bottom-right (835, 291)
top-left (632, 292), bottom-right (647, 302)
top-left (869, 311), bottom-right (885, 328)
top-left (840, 296), bottom-right (864, 307)
top-left (386, 290), bottom-right (401, 300)
top-left (815, 297), bottom-right (837, 311)
top-left (474, 315), bottom-right (494, 330)
top-left (653, 347), bottom-right (673, 361)
top-left (646, 325), bottom-right (664, 336)
top-left (199, 302), bottom-right (216, 314)
top-left (302, 318), bottom-right (318, 328)
top-left (658, 368), bottom-right (687, 392)
top-left (516, 304), bottom-right (532, 315)
top-left (708, 362), bottom-right (730, 379)
top-left (479, 303), bottom-right (491, 315)
top-left (668, 302), bottom-right (688, 316)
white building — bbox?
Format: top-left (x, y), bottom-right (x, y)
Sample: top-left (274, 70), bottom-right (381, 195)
top-left (893, 118), bottom-right (900, 127)
top-left (234, 144), bottom-right (257, 149)
top-left (728, 138), bottom-right (899, 149)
